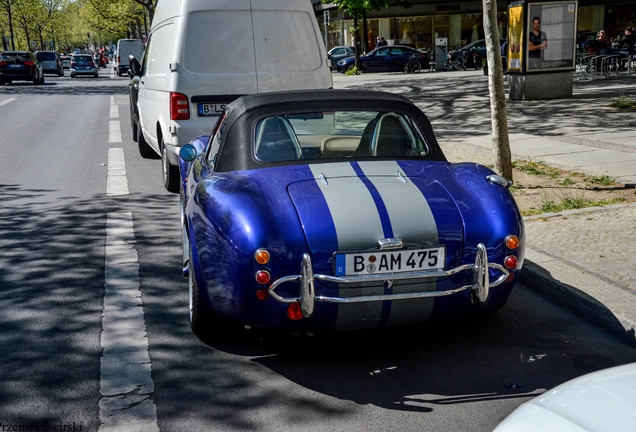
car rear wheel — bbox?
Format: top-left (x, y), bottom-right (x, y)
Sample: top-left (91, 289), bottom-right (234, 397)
top-left (188, 248), bottom-right (216, 338)
top-left (161, 138), bottom-right (180, 193)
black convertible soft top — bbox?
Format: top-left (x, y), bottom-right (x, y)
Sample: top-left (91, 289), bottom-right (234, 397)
top-left (215, 89), bottom-right (446, 172)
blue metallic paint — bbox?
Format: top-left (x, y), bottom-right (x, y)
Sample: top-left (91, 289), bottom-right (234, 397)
top-left (181, 158), bottom-right (524, 332)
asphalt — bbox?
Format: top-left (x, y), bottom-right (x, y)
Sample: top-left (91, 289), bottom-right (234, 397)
top-left (333, 69), bottom-right (636, 347)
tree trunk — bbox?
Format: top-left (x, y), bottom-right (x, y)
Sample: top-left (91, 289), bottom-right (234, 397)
top-left (362, 9), bottom-right (368, 54)
top-left (482, 0), bottom-right (513, 181)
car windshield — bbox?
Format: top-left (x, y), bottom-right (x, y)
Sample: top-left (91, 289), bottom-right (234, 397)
top-left (73, 56), bottom-right (92, 62)
top-left (253, 110), bottom-right (430, 162)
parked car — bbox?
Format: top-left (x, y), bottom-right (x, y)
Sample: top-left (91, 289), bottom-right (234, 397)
top-left (447, 38), bottom-right (506, 70)
top-left (327, 45), bottom-right (355, 70)
top-left (60, 55), bottom-right (71, 69)
top-left (336, 45), bottom-right (429, 73)
top-left (178, 89), bottom-right (525, 339)
top-left (35, 51), bottom-right (64, 76)
top-left (129, 0), bottom-right (332, 193)
top-left (69, 53), bottom-right (98, 78)
top-left (494, 362), bottom-right (636, 432)
top-left (0, 51), bottom-right (44, 85)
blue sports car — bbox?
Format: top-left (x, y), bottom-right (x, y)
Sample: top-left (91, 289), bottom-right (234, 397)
top-left (179, 89), bottom-right (525, 339)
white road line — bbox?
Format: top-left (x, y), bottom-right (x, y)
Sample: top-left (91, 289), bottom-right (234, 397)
top-left (110, 104), bottom-right (119, 118)
top-left (99, 211), bottom-right (159, 432)
top-left (109, 120), bottom-right (122, 143)
top-left (0, 98), bottom-right (17, 106)
top-left (106, 148), bottom-right (129, 196)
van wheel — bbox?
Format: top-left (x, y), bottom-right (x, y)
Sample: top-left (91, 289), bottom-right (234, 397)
top-left (161, 138), bottom-right (180, 193)
top-left (138, 126), bottom-right (158, 159)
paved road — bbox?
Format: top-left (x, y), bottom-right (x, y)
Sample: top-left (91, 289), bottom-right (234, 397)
top-left (1, 70), bottom-right (635, 432)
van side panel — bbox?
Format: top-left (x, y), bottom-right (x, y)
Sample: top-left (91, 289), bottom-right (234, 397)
top-left (151, 0), bottom-right (182, 26)
top-left (138, 22), bottom-right (177, 151)
top-left (183, 11), bottom-right (257, 79)
top-left (251, 0), bottom-right (333, 92)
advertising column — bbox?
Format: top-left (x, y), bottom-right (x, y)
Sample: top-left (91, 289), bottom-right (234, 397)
top-left (508, 0), bottom-right (578, 100)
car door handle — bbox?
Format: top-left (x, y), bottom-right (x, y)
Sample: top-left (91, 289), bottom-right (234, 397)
top-left (140, 80), bottom-right (144, 85)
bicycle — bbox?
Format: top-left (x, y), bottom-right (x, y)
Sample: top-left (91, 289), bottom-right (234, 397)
top-left (404, 53), bottom-right (422, 73)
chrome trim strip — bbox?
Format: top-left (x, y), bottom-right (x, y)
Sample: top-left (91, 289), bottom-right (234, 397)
top-left (267, 243), bottom-right (509, 317)
top-left (377, 238), bottom-right (404, 250)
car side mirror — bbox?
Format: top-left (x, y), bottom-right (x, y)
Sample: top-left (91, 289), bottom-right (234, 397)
top-left (180, 144), bottom-right (198, 162)
top-left (129, 56), bottom-right (141, 76)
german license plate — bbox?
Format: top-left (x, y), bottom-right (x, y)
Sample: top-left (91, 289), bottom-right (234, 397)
top-left (9, 64), bottom-right (21, 68)
top-left (198, 103), bottom-right (226, 117)
top-left (334, 246), bottom-right (445, 276)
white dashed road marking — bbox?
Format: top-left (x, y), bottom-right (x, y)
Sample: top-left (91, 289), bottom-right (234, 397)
top-left (106, 148), bottom-right (129, 196)
top-left (109, 120), bottom-right (122, 143)
top-left (100, 212), bottom-right (159, 432)
top-left (0, 98), bottom-right (17, 106)
top-left (100, 96), bottom-right (159, 431)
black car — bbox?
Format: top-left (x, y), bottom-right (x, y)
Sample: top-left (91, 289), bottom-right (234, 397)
top-left (0, 51), bottom-right (44, 85)
top-left (327, 46), bottom-right (355, 70)
top-left (337, 45), bottom-right (429, 73)
top-left (447, 39), bottom-right (506, 70)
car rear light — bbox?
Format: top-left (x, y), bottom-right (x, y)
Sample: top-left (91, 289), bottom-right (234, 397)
top-left (70, 62), bottom-right (76, 67)
top-left (0, 61), bottom-right (6, 67)
top-left (24, 61), bottom-right (34, 66)
top-left (254, 249), bottom-right (270, 265)
top-left (255, 270), bottom-right (270, 285)
top-left (505, 235), bottom-right (520, 250)
top-left (255, 289), bottom-right (269, 301)
top-left (286, 302), bottom-right (303, 321)
top-left (504, 255), bottom-right (518, 269)
top-left (170, 92), bottom-right (190, 120)
top-left (89, 62), bottom-right (95, 66)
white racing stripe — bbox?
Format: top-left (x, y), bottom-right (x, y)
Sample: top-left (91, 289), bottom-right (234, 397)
top-left (0, 98), bottom-right (17, 107)
top-left (309, 163), bottom-right (384, 329)
top-left (357, 161), bottom-right (439, 325)
top-left (358, 161), bottom-right (438, 243)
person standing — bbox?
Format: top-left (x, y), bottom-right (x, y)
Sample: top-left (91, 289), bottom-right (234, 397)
top-left (528, 16), bottom-right (547, 69)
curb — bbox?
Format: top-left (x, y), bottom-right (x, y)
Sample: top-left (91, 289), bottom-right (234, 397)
top-left (520, 203), bottom-right (636, 348)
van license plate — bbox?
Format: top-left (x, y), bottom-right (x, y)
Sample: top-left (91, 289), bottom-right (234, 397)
top-left (334, 246), bottom-right (445, 276)
top-left (198, 103), bottom-right (226, 117)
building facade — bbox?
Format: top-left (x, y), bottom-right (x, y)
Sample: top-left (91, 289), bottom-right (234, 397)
top-left (313, 0), bottom-right (635, 53)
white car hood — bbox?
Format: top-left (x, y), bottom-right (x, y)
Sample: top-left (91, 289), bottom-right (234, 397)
top-left (494, 362), bottom-right (636, 432)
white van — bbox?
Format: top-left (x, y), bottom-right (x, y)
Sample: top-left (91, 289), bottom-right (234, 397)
top-left (116, 39), bottom-right (144, 76)
top-left (129, 0), bottom-right (333, 192)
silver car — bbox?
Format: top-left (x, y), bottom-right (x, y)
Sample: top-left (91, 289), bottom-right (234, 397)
top-left (35, 51), bottom-right (63, 76)
top-left (69, 54), bottom-right (98, 78)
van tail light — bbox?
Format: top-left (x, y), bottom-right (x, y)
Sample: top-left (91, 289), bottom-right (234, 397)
top-left (24, 61), bottom-right (35, 66)
top-left (170, 92), bottom-right (190, 120)
top-left (117, 56), bottom-right (120, 65)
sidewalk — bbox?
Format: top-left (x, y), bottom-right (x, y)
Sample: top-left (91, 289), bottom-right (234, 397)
top-left (334, 70), bottom-right (636, 347)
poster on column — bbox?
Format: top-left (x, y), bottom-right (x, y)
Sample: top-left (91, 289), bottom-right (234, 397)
top-left (507, 2), bottom-right (524, 72)
top-left (526, 1), bottom-right (578, 72)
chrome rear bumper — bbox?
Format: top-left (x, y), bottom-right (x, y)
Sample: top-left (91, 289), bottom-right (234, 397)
top-left (268, 243), bottom-right (509, 318)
